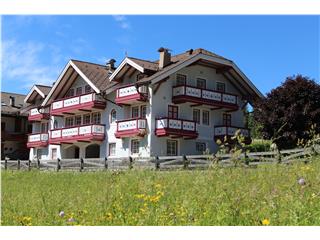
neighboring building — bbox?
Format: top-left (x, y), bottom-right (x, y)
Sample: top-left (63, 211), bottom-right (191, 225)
top-left (25, 48), bottom-right (263, 160)
top-left (1, 92), bottom-right (30, 159)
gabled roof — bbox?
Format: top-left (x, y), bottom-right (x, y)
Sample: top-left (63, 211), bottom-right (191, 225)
top-left (41, 60), bottom-right (114, 106)
top-left (24, 84), bottom-right (52, 103)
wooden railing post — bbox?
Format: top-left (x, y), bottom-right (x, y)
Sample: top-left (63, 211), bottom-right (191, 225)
top-left (80, 157), bottom-right (84, 172)
top-left (57, 158), bottom-right (61, 172)
top-left (155, 155), bottom-right (160, 170)
top-left (4, 159), bottom-right (7, 170)
top-left (183, 155), bottom-right (189, 169)
top-left (17, 159), bottom-right (20, 170)
top-left (104, 157), bottom-right (108, 170)
top-left (129, 156), bottom-right (133, 169)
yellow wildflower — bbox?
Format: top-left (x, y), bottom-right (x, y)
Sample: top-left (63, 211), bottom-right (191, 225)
top-left (262, 219), bottom-right (270, 226)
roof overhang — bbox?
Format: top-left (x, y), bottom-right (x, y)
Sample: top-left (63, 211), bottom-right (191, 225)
top-left (109, 57), bottom-right (144, 81)
top-left (41, 60), bottom-right (100, 107)
top-left (149, 53), bottom-right (264, 100)
top-left (24, 85), bottom-right (45, 103)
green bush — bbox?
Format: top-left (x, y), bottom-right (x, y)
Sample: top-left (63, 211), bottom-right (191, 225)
top-left (247, 139), bottom-right (271, 152)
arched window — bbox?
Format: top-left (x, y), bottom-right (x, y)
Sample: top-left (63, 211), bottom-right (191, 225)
top-left (110, 109), bottom-right (116, 123)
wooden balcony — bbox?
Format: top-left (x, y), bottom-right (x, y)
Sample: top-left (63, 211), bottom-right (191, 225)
top-left (49, 124), bottom-right (105, 144)
top-left (27, 133), bottom-right (49, 148)
top-left (50, 93), bottom-right (106, 116)
top-left (115, 84), bottom-right (148, 105)
top-left (28, 107), bottom-right (50, 121)
top-left (214, 125), bottom-right (251, 144)
top-left (172, 85), bottom-right (238, 110)
top-left (115, 118), bottom-right (147, 138)
top-left (155, 117), bottom-right (198, 139)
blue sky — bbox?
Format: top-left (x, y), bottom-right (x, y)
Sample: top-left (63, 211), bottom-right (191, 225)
top-left (2, 15), bottom-right (319, 95)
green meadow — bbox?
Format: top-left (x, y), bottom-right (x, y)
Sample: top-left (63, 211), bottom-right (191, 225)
top-left (1, 156), bottom-right (320, 226)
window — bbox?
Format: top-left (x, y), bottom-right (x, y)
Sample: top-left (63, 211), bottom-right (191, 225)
top-left (53, 120), bottom-right (58, 129)
top-left (176, 74), bottom-right (186, 86)
top-left (66, 88), bottom-right (75, 97)
top-left (132, 106), bottom-right (139, 118)
top-left (36, 149), bottom-right (42, 160)
top-left (168, 105), bottom-right (178, 119)
top-left (41, 122), bottom-right (48, 133)
top-left (109, 143), bottom-right (116, 156)
top-left (131, 139), bottom-right (140, 154)
top-left (51, 148), bottom-right (57, 160)
top-left (141, 105), bottom-right (147, 118)
top-left (167, 140), bottom-right (178, 156)
top-left (75, 116), bottom-right (82, 126)
top-left (216, 82), bottom-right (226, 92)
top-left (76, 87), bottom-right (82, 96)
top-left (196, 78), bottom-right (206, 89)
top-left (193, 109), bottom-right (201, 124)
top-left (202, 110), bottom-right (210, 125)
top-left (1, 122), bottom-right (5, 131)
top-left (110, 109), bottom-right (117, 123)
top-left (85, 85), bottom-right (91, 93)
top-left (92, 112), bottom-right (101, 124)
top-left (83, 114), bottom-right (91, 125)
top-left (196, 142), bottom-right (206, 153)
top-left (65, 117), bottom-right (74, 127)
top-left (223, 113), bottom-right (232, 126)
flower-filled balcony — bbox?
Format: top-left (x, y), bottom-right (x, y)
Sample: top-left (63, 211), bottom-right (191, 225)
top-left (115, 118), bottom-right (147, 138)
top-left (155, 117), bottom-right (198, 139)
top-left (27, 133), bottom-right (49, 148)
top-left (172, 85), bottom-right (238, 110)
top-left (28, 107), bottom-right (50, 121)
top-left (214, 125), bottom-right (251, 144)
top-left (49, 124), bottom-right (105, 144)
top-left (115, 84), bottom-right (148, 105)
top-left (50, 93), bottom-right (106, 116)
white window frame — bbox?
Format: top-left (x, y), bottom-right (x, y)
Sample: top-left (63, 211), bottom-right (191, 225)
top-left (167, 139), bottom-right (178, 156)
top-left (202, 110), bottom-right (210, 126)
top-left (131, 106), bottom-right (140, 118)
top-left (216, 82), bottom-right (226, 92)
top-left (176, 73), bottom-right (187, 86)
top-left (83, 114), bottom-right (91, 125)
top-left (74, 115), bottom-right (82, 126)
top-left (130, 139), bottom-right (140, 155)
top-left (193, 109), bottom-right (201, 124)
top-left (110, 109), bottom-right (117, 123)
top-left (196, 78), bottom-right (206, 89)
top-left (92, 112), bottom-right (101, 124)
top-left (109, 143), bottom-right (116, 156)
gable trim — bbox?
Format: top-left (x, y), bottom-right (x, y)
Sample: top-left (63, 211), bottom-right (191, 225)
top-left (109, 57), bottom-right (144, 81)
top-left (24, 85), bottom-right (45, 103)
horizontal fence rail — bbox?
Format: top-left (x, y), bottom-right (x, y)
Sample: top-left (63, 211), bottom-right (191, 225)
top-left (1, 146), bottom-right (319, 171)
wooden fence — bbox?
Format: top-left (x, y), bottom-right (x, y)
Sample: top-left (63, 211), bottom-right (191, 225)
top-left (1, 146), bottom-right (318, 172)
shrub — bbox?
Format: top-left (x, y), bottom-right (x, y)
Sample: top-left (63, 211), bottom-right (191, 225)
top-left (247, 139), bottom-right (271, 152)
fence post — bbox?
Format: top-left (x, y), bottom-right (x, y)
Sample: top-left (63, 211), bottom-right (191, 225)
top-left (80, 157), bottom-right (84, 172)
top-left (28, 159), bottom-right (31, 171)
top-left (244, 151), bottom-right (249, 166)
top-left (183, 155), bottom-right (189, 169)
top-left (57, 158), bottom-right (61, 172)
top-left (37, 157), bottom-right (40, 169)
top-left (276, 149), bottom-right (282, 164)
top-left (155, 155), bottom-right (160, 170)
top-left (17, 159), bottom-right (20, 170)
top-left (129, 156), bottom-right (133, 169)
top-left (4, 159), bottom-right (7, 170)
top-left (104, 157), bottom-right (108, 170)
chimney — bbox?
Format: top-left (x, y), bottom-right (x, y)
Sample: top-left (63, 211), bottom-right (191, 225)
top-left (9, 96), bottom-right (15, 107)
top-left (158, 47), bottom-right (171, 69)
top-left (106, 59), bottom-right (116, 70)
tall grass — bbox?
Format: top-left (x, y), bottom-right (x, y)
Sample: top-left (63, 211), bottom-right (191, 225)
top-left (1, 156), bottom-right (320, 226)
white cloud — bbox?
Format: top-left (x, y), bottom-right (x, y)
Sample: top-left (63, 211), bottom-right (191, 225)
top-left (2, 39), bottom-right (61, 89)
top-left (112, 15), bottom-right (131, 30)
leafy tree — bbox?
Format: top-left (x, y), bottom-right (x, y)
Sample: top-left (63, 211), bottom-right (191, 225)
top-left (253, 75), bottom-right (320, 150)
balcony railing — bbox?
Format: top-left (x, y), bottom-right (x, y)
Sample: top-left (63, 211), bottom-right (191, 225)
top-left (115, 84), bottom-right (148, 105)
top-left (214, 125), bottom-right (251, 144)
top-left (27, 133), bottom-right (49, 148)
top-left (155, 117), bottom-right (198, 139)
top-left (50, 124), bottom-right (105, 143)
top-left (51, 93), bottom-right (106, 115)
top-left (172, 85), bottom-right (238, 109)
top-left (28, 107), bottom-right (50, 121)
top-left (115, 118), bottom-right (147, 138)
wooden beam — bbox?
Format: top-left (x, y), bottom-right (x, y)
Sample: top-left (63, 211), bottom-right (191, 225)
top-left (216, 66), bottom-right (232, 74)
top-left (153, 77), bottom-right (169, 94)
top-left (61, 142), bottom-right (73, 145)
top-left (190, 103), bottom-right (202, 107)
top-left (210, 107), bottom-right (222, 110)
top-left (79, 109), bottom-right (91, 112)
top-left (77, 140), bottom-right (90, 143)
top-left (222, 72), bottom-right (246, 97)
top-left (62, 112), bottom-right (75, 115)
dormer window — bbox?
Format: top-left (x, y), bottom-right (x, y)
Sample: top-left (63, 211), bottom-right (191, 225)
top-left (85, 85), bottom-right (91, 93)
top-left (176, 74), bottom-right (186, 86)
top-left (76, 87), bottom-right (82, 96)
top-left (66, 88), bottom-right (75, 97)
